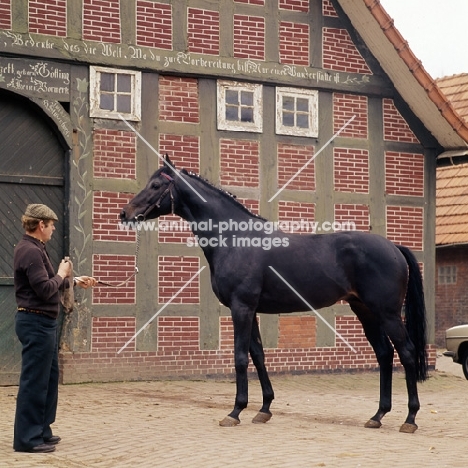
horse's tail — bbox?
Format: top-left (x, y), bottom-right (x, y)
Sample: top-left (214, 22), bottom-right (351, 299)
top-left (397, 245), bottom-right (428, 382)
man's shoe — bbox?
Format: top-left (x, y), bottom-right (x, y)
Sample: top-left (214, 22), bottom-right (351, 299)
top-left (44, 436), bottom-right (61, 445)
top-left (16, 443), bottom-right (56, 453)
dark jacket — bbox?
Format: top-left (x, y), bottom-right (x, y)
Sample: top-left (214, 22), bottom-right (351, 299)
top-left (14, 234), bottom-right (65, 319)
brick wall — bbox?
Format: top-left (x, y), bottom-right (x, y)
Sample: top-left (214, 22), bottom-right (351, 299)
top-left (386, 206), bottom-right (424, 250)
top-left (83, 0), bottom-right (121, 43)
top-left (334, 148), bottom-right (369, 194)
top-left (28, 0), bottom-right (66, 37)
top-left (93, 191), bottom-right (135, 242)
top-left (91, 317), bottom-right (136, 352)
top-left (279, 0), bottom-right (309, 12)
top-left (157, 256), bottom-right (200, 304)
top-left (159, 134), bottom-right (200, 172)
top-left (0, 0), bottom-right (11, 30)
top-left (279, 21), bottom-right (310, 65)
top-left (385, 151), bottom-right (424, 197)
top-left (383, 99), bottom-right (420, 143)
top-left (233, 14), bottom-right (265, 60)
top-left (158, 317), bottom-right (200, 352)
top-left (93, 129), bottom-right (137, 179)
top-left (322, 0), bottom-right (338, 17)
top-left (136, 1), bottom-right (172, 49)
top-left (92, 254), bottom-right (136, 304)
top-left (333, 93), bottom-right (368, 139)
top-left (220, 139), bottom-right (259, 187)
top-left (335, 204), bottom-right (370, 232)
top-left (277, 143), bottom-right (315, 191)
top-left (187, 8), bottom-right (220, 55)
top-left (278, 201), bottom-right (315, 233)
top-left (278, 315), bottom-right (316, 348)
top-left (158, 76), bottom-right (199, 123)
top-left (435, 247), bottom-right (468, 346)
top-left (323, 28), bottom-right (372, 74)
top-left (234, 0), bottom-right (264, 5)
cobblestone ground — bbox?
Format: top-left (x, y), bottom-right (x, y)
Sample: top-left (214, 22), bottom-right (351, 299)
top-left (1, 353), bottom-right (467, 468)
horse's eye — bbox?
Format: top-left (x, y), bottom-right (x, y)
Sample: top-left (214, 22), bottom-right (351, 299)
top-left (151, 181), bottom-right (161, 190)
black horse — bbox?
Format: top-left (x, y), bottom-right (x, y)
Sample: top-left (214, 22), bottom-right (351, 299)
top-left (120, 156), bottom-right (428, 433)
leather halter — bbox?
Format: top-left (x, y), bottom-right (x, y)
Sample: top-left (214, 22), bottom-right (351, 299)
top-left (137, 172), bottom-right (175, 221)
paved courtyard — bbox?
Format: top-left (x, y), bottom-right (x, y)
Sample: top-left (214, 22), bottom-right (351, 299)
top-left (1, 352), bottom-right (467, 468)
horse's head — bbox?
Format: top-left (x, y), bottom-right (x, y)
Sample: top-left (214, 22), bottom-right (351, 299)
top-left (120, 155), bottom-right (177, 222)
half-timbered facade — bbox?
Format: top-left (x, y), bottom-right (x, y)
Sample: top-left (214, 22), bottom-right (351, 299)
top-left (1, 0), bottom-right (467, 384)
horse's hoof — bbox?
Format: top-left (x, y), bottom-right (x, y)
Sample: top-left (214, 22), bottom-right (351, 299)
top-left (399, 422), bottom-right (418, 433)
top-left (364, 419), bottom-right (382, 429)
top-left (252, 411), bottom-right (272, 424)
top-left (219, 416), bottom-right (240, 427)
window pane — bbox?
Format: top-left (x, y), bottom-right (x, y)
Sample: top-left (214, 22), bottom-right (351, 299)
top-left (100, 93), bottom-right (114, 111)
top-left (226, 90), bottom-right (239, 105)
top-left (100, 73), bottom-right (115, 92)
top-left (282, 112), bottom-right (294, 127)
top-left (117, 95), bottom-right (132, 113)
top-left (240, 91), bottom-right (253, 106)
top-left (117, 74), bottom-right (131, 93)
top-left (226, 105), bottom-right (238, 121)
top-left (240, 107), bottom-right (253, 122)
top-left (282, 96), bottom-right (294, 111)
top-left (297, 114), bottom-right (309, 128)
top-left (296, 98), bottom-right (309, 112)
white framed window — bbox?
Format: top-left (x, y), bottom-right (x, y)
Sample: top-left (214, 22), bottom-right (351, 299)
top-left (90, 66), bottom-right (142, 121)
top-left (217, 80), bottom-right (263, 132)
top-left (276, 87), bottom-right (318, 137)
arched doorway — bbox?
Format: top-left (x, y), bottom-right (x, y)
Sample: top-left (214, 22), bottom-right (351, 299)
top-left (0, 90), bottom-right (68, 385)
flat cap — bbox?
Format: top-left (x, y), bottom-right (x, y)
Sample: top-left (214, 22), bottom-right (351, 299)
top-left (24, 204), bottom-right (59, 221)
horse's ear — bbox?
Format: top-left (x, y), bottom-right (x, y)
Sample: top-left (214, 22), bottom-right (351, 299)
top-left (163, 154), bottom-right (176, 175)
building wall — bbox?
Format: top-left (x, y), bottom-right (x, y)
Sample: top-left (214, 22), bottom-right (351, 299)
top-left (0, 0), bottom-right (437, 383)
top-left (435, 246), bottom-right (468, 347)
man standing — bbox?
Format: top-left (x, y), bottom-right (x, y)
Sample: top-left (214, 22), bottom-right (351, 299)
top-left (13, 204), bottom-right (96, 453)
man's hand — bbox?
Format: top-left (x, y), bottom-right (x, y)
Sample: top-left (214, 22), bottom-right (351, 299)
top-left (74, 276), bottom-right (98, 289)
top-left (57, 259), bottom-right (72, 279)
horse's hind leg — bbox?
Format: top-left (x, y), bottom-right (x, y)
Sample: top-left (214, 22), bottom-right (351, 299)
top-left (383, 317), bottom-right (421, 433)
top-left (350, 301), bottom-right (395, 429)
top-left (249, 315), bottom-right (274, 424)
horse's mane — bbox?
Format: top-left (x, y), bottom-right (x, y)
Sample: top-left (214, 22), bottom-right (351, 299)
top-left (183, 169), bottom-right (267, 221)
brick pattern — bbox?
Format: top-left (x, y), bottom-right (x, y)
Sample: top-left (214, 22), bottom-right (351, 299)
top-left (279, 21), bottom-right (310, 65)
top-left (158, 214), bottom-right (192, 245)
top-left (278, 315), bottom-right (316, 348)
top-left (28, 0), bottom-right (66, 37)
top-left (277, 143), bottom-right (315, 191)
top-left (187, 8), bottom-right (220, 55)
top-left (278, 201), bottom-right (315, 234)
top-left (385, 151), bottom-right (424, 197)
top-left (136, 1), bottom-right (172, 49)
top-left (335, 204), bottom-right (370, 232)
top-left (334, 148), bottom-right (369, 194)
top-left (220, 139), bottom-right (259, 188)
top-left (322, 0), bottom-right (338, 17)
top-left (333, 93), bottom-right (368, 139)
top-left (383, 98), bottom-right (420, 143)
top-left (386, 206), bottom-right (424, 250)
top-left (238, 198), bottom-right (260, 216)
top-left (220, 317), bottom-right (235, 351)
top-left (159, 134), bottom-right (200, 173)
top-left (83, 0), bottom-right (121, 43)
top-left (234, 0), bottom-right (264, 4)
top-left (158, 256), bottom-right (200, 304)
top-left (233, 14), bottom-right (265, 60)
top-left (435, 247), bottom-right (468, 346)
top-left (93, 191), bottom-right (136, 242)
top-left (158, 317), bottom-right (199, 352)
top-left (279, 0), bottom-right (309, 12)
top-left (93, 129), bottom-right (136, 179)
top-left (158, 76), bottom-right (199, 123)
top-left (0, 0), bottom-right (11, 29)
top-left (92, 254), bottom-right (136, 304)
top-left (91, 317), bottom-right (136, 352)
top-left (323, 28), bottom-right (372, 74)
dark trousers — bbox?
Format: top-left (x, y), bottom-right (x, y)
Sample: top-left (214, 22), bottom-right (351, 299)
top-left (13, 312), bottom-right (59, 451)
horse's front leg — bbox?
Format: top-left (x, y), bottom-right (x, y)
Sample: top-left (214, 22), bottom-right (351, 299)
top-left (219, 306), bottom-right (254, 427)
top-left (249, 315), bottom-right (274, 424)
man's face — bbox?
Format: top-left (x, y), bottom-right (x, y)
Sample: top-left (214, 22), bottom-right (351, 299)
top-left (39, 220), bottom-right (55, 242)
